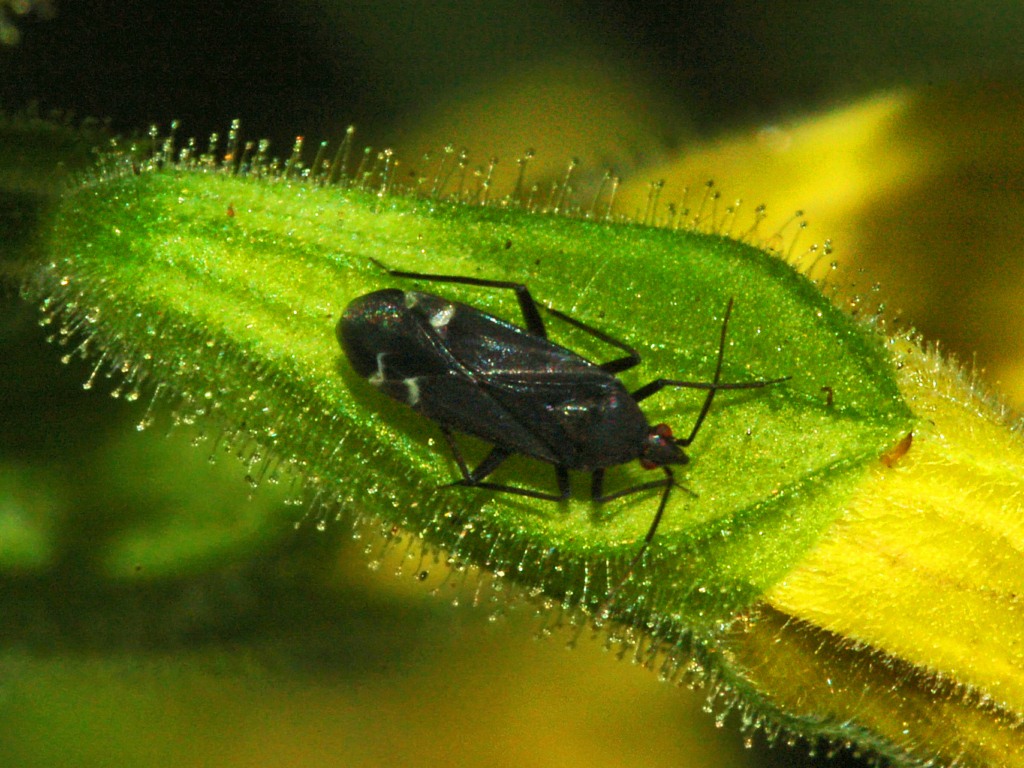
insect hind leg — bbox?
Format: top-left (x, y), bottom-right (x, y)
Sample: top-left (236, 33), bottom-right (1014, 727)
top-left (544, 306), bottom-right (641, 374)
top-left (370, 259), bottom-right (548, 338)
top-left (371, 259), bottom-right (641, 371)
top-left (439, 428), bottom-right (569, 502)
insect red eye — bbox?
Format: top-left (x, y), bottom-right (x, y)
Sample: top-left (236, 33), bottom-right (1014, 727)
top-left (654, 423), bottom-right (673, 440)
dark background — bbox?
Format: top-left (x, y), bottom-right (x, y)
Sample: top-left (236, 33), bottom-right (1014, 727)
top-left (4, 0), bottom-right (1022, 151)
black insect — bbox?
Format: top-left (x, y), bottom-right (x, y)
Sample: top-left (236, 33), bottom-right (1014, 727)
top-left (338, 261), bottom-right (787, 592)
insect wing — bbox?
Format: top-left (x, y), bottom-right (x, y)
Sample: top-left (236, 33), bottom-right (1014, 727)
top-left (341, 289), bottom-right (641, 467)
top-left (410, 291), bottom-right (596, 378)
top-left (340, 290), bottom-right (562, 461)
top-left (406, 293), bottom-right (639, 468)
top-left (340, 290), bottom-right (452, 381)
top-left (406, 292), bottom-right (606, 462)
top-left (412, 372), bottom-right (562, 462)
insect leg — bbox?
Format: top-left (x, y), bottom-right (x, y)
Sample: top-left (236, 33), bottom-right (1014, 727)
top-left (462, 445), bottom-right (512, 484)
top-left (439, 428), bottom-right (569, 501)
top-left (544, 306), bottom-right (641, 373)
top-left (590, 467), bottom-right (673, 503)
top-left (440, 429), bottom-right (514, 485)
top-left (554, 465), bottom-right (571, 498)
top-left (635, 375), bottom-right (789, 447)
top-left (594, 467), bottom-right (675, 619)
top-left (370, 259), bottom-right (548, 338)
top-left (453, 473), bottom-right (570, 502)
top-left (631, 298), bottom-right (788, 446)
top-left (439, 427), bottom-right (472, 479)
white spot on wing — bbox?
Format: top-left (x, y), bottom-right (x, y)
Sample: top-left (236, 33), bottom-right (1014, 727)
top-left (369, 352), bottom-right (386, 385)
top-left (430, 303), bottom-right (456, 330)
top-left (404, 377), bottom-right (421, 405)
top-left (404, 292), bottom-right (418, 308)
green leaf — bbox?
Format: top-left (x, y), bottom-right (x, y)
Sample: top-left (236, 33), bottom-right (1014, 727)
top-left (33, 165), bottom-right (912, 635)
